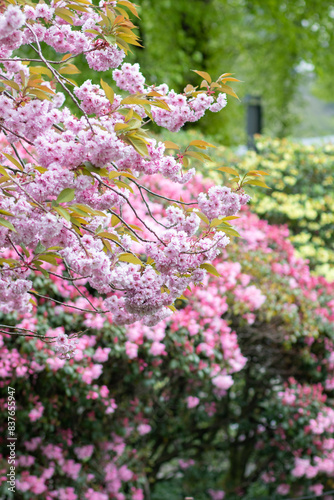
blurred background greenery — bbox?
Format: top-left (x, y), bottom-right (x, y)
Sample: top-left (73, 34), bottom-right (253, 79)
top-left (129, 0), bottom-right (334, 145)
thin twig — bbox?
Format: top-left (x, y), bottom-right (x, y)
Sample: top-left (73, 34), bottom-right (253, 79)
top-left (28, 291), bottom-right (108, 314)
top-left (92, 173), bottom-right (166, 246)
top-left (0, 326), bottom-right (57, 342)
top-left (63, 259), bottom-right (100, 313)
top-left (27, 33), bottom-right (94, 133)
top-left (0, 47), bottom-right (97, 65)
top-left (137, 185), bottom-right (170, 229)
top-left (19, 140), bottom-right (38, 161)
top-left (131, 178), bottom-right (197, 206)
top-left (0, 124), bottom-right (34, 145)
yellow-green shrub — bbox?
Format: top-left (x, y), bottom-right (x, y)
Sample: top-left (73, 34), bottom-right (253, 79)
top-left (240, 137), bottom-right (334, 279)
top-left (158, 132), bottom-right (334, 279)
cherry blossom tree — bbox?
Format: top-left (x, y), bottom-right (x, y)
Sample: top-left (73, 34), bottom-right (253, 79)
top-left (0, 0), bottom-right (269, 356)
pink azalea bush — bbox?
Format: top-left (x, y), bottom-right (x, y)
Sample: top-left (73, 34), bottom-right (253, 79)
top-left (0, 171), bottom-right (333, 499)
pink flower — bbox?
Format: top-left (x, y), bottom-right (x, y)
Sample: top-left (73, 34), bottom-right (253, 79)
top-left (58, 487), bottom-right (78, 500)
top-left (208, 489), bottom-right (225, 500)
top-left (138, 424), bottom-right (151, 435)
top-left (125, 341), bottom-right (138, 359)
top-left (74, 445), bottom-right (94, 460)
top-left (150, 341), bottom-right (166, 356)
top-left (131, 487), bottom-right (144, 500)
top-left (187, 396), bottom-right (200, 408)
top-left (309, 484), bottom-right (324, 496)
top-left (62, 459), bottom-right (81, 480)
top-left (93, 347), bottom-right (111, 363)
top-left (28, 402), bottom-right (44, 422)
top-left (277, 484), bottom-right (290, 495)
top-left (212, 374), bottom-right (233, 390)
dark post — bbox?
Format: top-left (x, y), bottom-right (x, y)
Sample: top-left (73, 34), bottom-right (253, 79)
top-left (245, 95), bottom-right (262, 150)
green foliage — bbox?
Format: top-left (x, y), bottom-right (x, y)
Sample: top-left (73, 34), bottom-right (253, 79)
top-left (133, 0), bottom-right (334, 143)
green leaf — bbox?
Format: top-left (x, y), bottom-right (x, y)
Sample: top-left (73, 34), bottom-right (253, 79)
top-left (100, 78), bottom-right (115, 106)
top-left (0, 217), bottom-right (16, 232)
top-left (189, 140), bottom-right (216, 149)
top-left (216, 225), bottom-right (241, 237)
top-left (35, 241), bottom-right (47, 254)
top-left (109, 171), bottom-right (135, 180)
top-left (19, 242), bottom-right (30, 258)
top-left (55, 8), bottom-right (74, 24)
top-left (29, 297), bottom-right (37, 306)
top-left (218, 84), bottom-right (239, 100)
top-left (105, 34), bottom-right (117, 45)
top-left (57, 188), bottom-right (75, 204)
top-left (114, 119), bottom-right (142, 133)
top-left (3, 153), bottom-right (23, 171)
top-left (59, 64), bottom-right (81, 75)
top-left (54, 206), bottom-right (71, 221)
top-left (192, 70), bottom-right (212, 83)
top-left (70, 204), bottom-right (106, 217)
top-left (37, 254), bottom-right (59, 265)
top-left (121, 96), bottom-right (150, 106)
top-left (68, 207), bottom-right (89, 217)
top-left (97, 232), bottom-right (120, 241)
top-left (67, 3), bottom-right (89, 13)
top-left (34, 166), bottom-right (47, 174)
top-left (164, 141), bottom-right (180, 150)
top-left (0, 209), bottom-right (14, 217)
top-left (210, 218), bottom-right (227, 228)
top-left (28, 89), bottom-right (52, 101)
top-left (84, 29), bottom-right (101, 36)
top-left (0, 80), bottom-right (20, 91)
top-left (150, 99), bottom-right (170, 111)
top-left (114, 180), bottom-right (134, 193)
top-left (118, 253), bottom-right (143, 265)
top-left (117, 0), bottom-right (140, 18)
top-left (243, 179), bottom-right (271, 189)
top-left (127, 136), bottom-right (149, 157)
top-left (196, 212), bottom-right (210, 225)
top-left (184, 151), bottom-right (212, 162)
top-left (38, 254), bottom-right (57, 266)
top-left (0, 258), bottom-right (19, 266)
top-left (0, 166), bottom-right (10, 178)
top-left (200, 263), bottom-right (221, 277)
top-left (217, 166), bottom-right (239, 176)
top-left (221, 216), bottom-right (240, 221)
top-left (247, 170), bottom-right (269, 176)
top-left (33, 262), bottom-right (50, 277)
top-left (111, 215), bottom-right (121, 226)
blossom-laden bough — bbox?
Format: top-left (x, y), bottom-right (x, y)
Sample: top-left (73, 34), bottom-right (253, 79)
top-left (0, 0), bottom-right (270, 355)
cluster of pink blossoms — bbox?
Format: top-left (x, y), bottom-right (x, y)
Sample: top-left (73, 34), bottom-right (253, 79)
top-left (53, 332), bottom-right (79, 360)
top-left (113, 62), bottom-right (228, 132)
